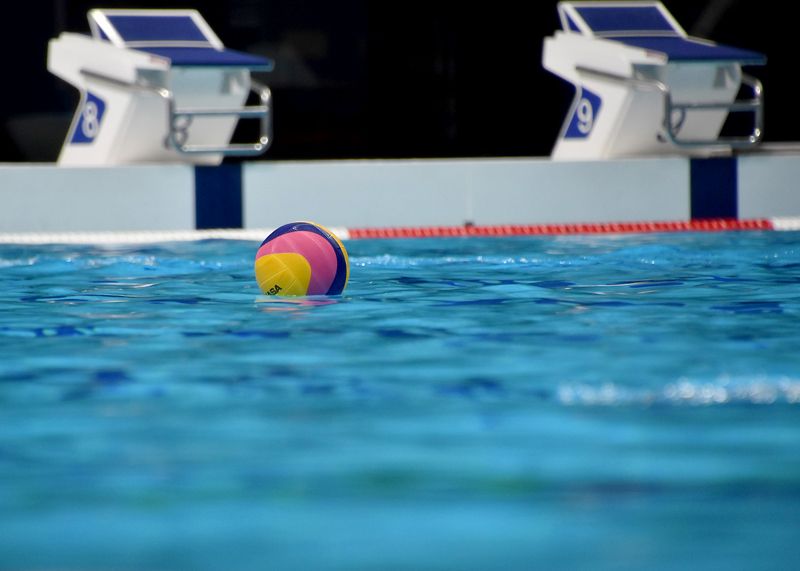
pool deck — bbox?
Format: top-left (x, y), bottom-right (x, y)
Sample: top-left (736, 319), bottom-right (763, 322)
top-left (1, 144), bottom-right (799, 242)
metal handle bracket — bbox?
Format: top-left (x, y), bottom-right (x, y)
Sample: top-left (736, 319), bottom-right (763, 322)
top-left (575, 65), bottom-right (764, 149)
top-left (79, 69), bottom-right (273, 157)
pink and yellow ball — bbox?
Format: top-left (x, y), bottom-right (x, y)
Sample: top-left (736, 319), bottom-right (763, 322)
top-left (254, 222), bottom-right (350, 296)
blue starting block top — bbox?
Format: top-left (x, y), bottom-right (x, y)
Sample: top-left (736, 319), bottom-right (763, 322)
top-left (132, 46), bottom-right (271, 69)
top-left (561, 2), bottom-right (766, 64)
top-left (89, 10), bottom-right (274, 70)
top-left (610, 36), bottom-right (765, 64)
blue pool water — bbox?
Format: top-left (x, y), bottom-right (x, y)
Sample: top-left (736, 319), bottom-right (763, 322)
top-left (0, 231), bottom-right (799, 570)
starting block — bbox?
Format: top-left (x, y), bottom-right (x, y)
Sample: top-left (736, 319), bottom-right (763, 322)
top-left (543, 2), bottom-right (766, 160)
top-left (48, 9), bottom-right (274, 166)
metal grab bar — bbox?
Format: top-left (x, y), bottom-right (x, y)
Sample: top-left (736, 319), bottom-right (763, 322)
top-left (574, 65), bottom-right (763, 149)
top-left (79, 69), bottom-right (272, 157)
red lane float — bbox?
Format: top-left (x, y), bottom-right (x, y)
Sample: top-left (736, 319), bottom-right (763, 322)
top-left (347, 218), bottom-right (774, 239)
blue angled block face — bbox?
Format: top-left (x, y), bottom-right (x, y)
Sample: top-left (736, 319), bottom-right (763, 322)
top-left (70, 92), bottom-right (106, 144)
top-left (106, 14), bottom-right (209, 43)
top-left (575, 5), bottom-right (676, 34)
top-left (564, 87), bottom-right (602, 139)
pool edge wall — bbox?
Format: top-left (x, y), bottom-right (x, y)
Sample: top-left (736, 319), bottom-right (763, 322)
top-left (0, 153), bottom-right (798, 235)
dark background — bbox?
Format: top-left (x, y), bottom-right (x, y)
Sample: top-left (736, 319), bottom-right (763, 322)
top-left (0, 1), bottom-right (793, 162)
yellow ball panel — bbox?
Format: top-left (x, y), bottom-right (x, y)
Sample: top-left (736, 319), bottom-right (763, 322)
top-left (254, 253), bottom-right (312, 296)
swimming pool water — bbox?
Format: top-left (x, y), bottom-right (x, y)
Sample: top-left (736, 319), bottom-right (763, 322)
top-left (1, 231), bottom-right (799, 570)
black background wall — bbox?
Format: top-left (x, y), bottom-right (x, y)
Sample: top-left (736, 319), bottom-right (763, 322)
top-left (0, 1), bottom-right (793, 162)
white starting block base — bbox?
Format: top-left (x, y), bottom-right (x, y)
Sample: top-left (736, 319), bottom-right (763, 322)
top-left (543, 2), bottom-right (765, 160)
top-left (48, 9), bottom-right (272, 166)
